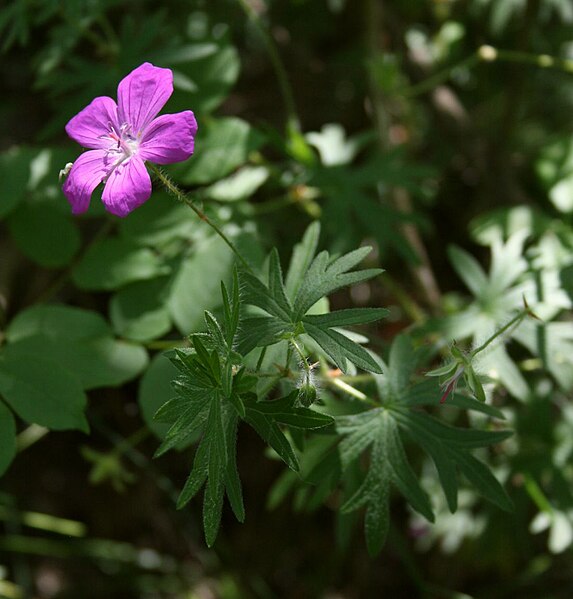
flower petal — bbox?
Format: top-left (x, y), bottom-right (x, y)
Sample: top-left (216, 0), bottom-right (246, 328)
top-left (139, 111), bottom-right (197, 164)
top-left (63, 150), bottom-right (109, 214)
top-left (65, 97), bottom-right (119, 150)
top-left (101, 156), bottom-right (152, 217)
top-left (117, 63), bottom-right (173, 134)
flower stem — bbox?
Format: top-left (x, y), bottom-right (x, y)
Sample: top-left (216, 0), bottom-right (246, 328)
top-left (470, 309), bottom-right (527, 358)
top-left (289, 336), bottom-right (312, 379)
top-left (149, 165), bottom-right (254, 274)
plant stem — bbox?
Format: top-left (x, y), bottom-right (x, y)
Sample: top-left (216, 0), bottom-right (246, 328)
top-left (470, 310), bottom-right (527, 358)
top-left (330, 378), bottom-right (370, 403)
top-left (401, 45), bottom-right (573, 98)
top-left (290, 336), bottom-right (312, 379)
top-left (149, 165), bottom-right (254, 274)
top-left (236, 0), bottom-right (300, 131)
top-left (16, 425), bottom-right (49, 453)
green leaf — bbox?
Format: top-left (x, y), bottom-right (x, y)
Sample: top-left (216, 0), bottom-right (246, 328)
top-left (153, 340), bottom-right (245, 546)
top-left (384, 415), bottom-right (434, 522)
top-left (8, 203), bottom-right (80, 268)
top-left (118, 191), bottom-right (195, 247)
top-left (168, 235), bottom-right (235, 335)
top-left (303, 308), bottom-right (389, 328)
top-left (173, 395), bottom-right (240, 547)
top-left (138, 354), bottom-right (182, 440)
top-left (204, 165), bottom-right (269, 202)
top-left (248, 391), bottom-right (333, 430)
top-left (224, 414), bottom-right (245, 522)
top-left (387, 334), bottom-right (419, 392)
top-left (161, 36), bottom-right (241, 115)
top-left (338, 409), bottom-right (433, 556)
top-left (204, 311), bottom-right (227, 354)
top-left (109, 277), bottom-right (172, 342)
top-left (154, 397), bottom-right (212, 459)
top-left (236, 316), bottom-right (288, 355)
top-left (293, 246), bottom-right (382, 320)
top-left (405, 380), bottom-right (506, 419)
top-left (0, 346), bottom-right (88, 432)
top-left (284, 221), bottom-right (321, 300)
top-left (447, 245), bottom-right (488, 297)
top-left (454, 450), bottom-right (513, 512)
top-left (240, 271), bottom-right (292, 322)
top-left (268, 248), bottom-right (292, 317)
top-left (0, 147), bottom-right (35, 218)
top-left (203, 396), bottom-right (227, 547)
top-left (394, 408), bottom-right (512, 513)
top-left (243, 394), bottom-right (300, 471)
top-left (6, 305), bottom-right (148, 390)
top-left (304, 322), bottom-right (383, 374)
top-left (72, 238), bottom-right (169, 291)
top-left (0, 401), bottom-right (17, 476)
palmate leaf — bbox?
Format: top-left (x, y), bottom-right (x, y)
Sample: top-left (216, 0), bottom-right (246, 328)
top-left (155, 278), bottom-right (333, 546)
top-left (393, 409), bottom-right (513, 513)
top-left (243, 391), bottom-right (334, 471)
top-left (336, 404), bottom-right (512, 555)
top-left (238, 222), bottom-right (387, 373)
top-left (384, 336), bottom-right (512, 512)
top-left (334, 334), bottom-right (512, 555)
top-left (337, 409), bottom-right (434, 556)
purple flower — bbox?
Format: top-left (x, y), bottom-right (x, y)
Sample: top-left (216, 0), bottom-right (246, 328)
top-left (63, 62), bottom-right (197, 217)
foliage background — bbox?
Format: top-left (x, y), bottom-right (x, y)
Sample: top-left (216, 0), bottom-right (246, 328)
top-left (1, 0), bottom-right (573, 597)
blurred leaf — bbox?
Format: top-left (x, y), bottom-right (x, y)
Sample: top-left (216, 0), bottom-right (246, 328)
top-left (138, 354), bottom-right (181, 440)
top-left (514, 320), bottom-right (573, 390)
top-left (6, 305), bottom-right (148, 390)
top-left (306, 124), bottom-right (369, 166)
top-left (0, 147), bottom-right (34, 218)
top-left (110, 277), bottom-right (172, 342)
top-left (0, 345), bottom-right (88, 432)
top-left (72, 238), bottom-right (170, 291)
top-left (447, 245), bottom-right (488, 297)
top-left (118, 191), bottom-right (195, 247)
top-left (168, 235), bottom-right (235, 334)
top-left (8, 203), bottom-right (80, 268)
top-left (157, 31), bottom-right (240, 114)
top-left (204, 166), bottom-right (269, 202)
top-left (470, 206), bottom-right (553, 245)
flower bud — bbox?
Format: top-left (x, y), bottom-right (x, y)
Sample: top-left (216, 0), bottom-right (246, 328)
top-left (298, 382), bottom-right (317, 407)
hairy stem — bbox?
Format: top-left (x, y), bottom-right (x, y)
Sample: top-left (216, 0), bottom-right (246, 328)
top-left (470, 309), bottom-right (527, 358)
top-left (150, 165), bottom-right (254, 274)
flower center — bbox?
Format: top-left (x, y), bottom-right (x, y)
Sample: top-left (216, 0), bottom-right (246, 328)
top-left (102, 122), bottom-right (139, 161)
top-left (100, 122), bottom-right (141, 179)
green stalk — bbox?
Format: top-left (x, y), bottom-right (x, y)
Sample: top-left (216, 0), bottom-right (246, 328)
top-left (401, 45), bottom-right (573, 98)
top-left (149, 165), bottom-right (254, 274)
top-left (470, 310), bottom-right (527, 358)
